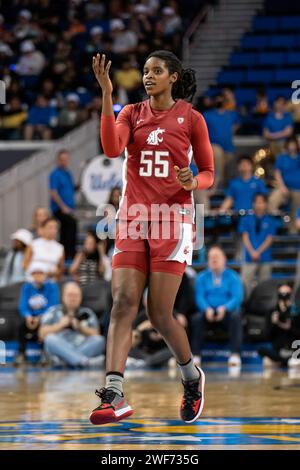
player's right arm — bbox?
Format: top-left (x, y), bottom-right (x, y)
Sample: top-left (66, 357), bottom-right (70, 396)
top-left (93, 53), bottom-right (131, 157)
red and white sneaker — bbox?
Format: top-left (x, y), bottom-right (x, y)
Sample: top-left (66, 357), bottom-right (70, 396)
top-left (89, 387), bottom-right (133, 425)
top-left (180, 366), bottom-right (205, 423)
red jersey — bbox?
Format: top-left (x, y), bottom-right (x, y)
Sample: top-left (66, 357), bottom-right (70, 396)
top-left (100, 98), bottom-right (214, 223)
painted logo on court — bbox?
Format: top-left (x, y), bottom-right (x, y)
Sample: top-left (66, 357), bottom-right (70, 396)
top-left (0, 417), bottom-right (300, 447)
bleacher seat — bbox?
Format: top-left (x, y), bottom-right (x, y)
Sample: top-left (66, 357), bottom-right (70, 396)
top-left (274, 69), bottom-right (300, 83)
top-left (258, 52), bottom-right (285, 66)
top-left (269, 35), bottom-right (296, 49)
top-left (241, 35), bottom-right (269, 50)
top-left (0, 282), bottom-right (23, 340)
top-left (245, 70), bottom-right (274, 84)
top-left (217, 70), bottom-right (245, 85)
top-left (267, 87), bottom-right (292, 102)
top-left (230, 52), bottom-right (258, 67)
top-left (245, 280), bottom-right (280, 341)
top-left (279, 16), bottom-right (300, 31)
top-left (234, 88), bottom-right (257, 106)
top-left (252, 16), bottom-right (279, 32)
top-left (82, 280), bottom-right (111, 318)
top-left (287, 52), bottom-right (300, 65)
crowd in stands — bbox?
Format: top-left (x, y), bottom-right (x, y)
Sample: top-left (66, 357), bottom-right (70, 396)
top-left (0, 0), bottom-right (204, 140)
top-left (1, 1), bottom-right (300, 372)
top-left (0, 143), bottom-right (299, 371)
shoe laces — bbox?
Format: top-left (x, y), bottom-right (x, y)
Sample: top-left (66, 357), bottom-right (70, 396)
top-left (95, 387), bottom-right (116, 404)
top-left (182, 380), bottom-right (201, 408)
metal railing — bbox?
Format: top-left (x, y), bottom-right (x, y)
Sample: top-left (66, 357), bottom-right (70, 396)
top-left (182, 4), bottom-right (213, 66)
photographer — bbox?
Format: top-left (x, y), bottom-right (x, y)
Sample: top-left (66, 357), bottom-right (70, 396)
top-left (39, 282), bottom-right (105, 368)
top-left (259, 283), bottom-right (300, 368)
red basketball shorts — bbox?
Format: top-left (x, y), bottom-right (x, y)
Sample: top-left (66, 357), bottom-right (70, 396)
top-left (112, 220), bottom-right (194, 277)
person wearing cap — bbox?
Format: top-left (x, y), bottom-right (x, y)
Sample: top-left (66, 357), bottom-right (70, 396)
top-left (161, 6), bottom-right (182, 36)
top-left (15, 262), bottom-right (59, 366)
top-left (85, 26), bottom-right (104, 59)
top-left (110, 18), bottom-right (138, 54)
top-left (57, 92), bottom-right (86, 134)
top-left (13, 9), bottom-right (39, 41)
top-left (0, 229), bottom-right (32, 287)
top-left (16, 40), bottom-right (45, 76)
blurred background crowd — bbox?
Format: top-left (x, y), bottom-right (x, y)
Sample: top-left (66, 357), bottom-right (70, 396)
top-left (1, 0), bottom-right (300, 372)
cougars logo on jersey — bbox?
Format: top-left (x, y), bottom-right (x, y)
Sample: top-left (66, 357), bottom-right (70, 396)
top-left (116, 98), bottom-right (195, 223)
top-left (146, 127), bottom-right (165, 145)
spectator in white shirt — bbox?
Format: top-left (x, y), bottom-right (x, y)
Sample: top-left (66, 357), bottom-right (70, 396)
top-left (16, 40), bottom-right (45, 76)
top-left (24, 217), bottom-right (65, 281)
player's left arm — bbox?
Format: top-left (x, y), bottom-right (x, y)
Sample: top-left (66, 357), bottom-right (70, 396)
top-left (191, 110), bottom-right (214, 190)
top-left (174, 110), bottom-right (214, 191)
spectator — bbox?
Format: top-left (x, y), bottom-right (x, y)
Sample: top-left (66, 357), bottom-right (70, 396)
top-left (110, 19), bottom-right (138, 54)
top-left (191, 246), bottom-right (243, 367)
top-left (0, 229), bottom-right (33, 287)
top-left (252, 88), bottom-right (269, 133)
top-left (70, 231), bottom-right (106, 286)
top-left (24, 217), bottom-right (65, 281)
top-left (13, 9), bottom-right (39, 41)
top-left (23, 95), bottom-right (57, 140)
top-left (0, 96), bottom-right (27, 140)
top-left (57, 93), bottom-right (86, 135)
top-left (85, 26), bottom-right (104, 59)
top-left (258, 283), bottom-right (300, 369)
top-left (203, 94), bottom-right (239, 187)
top-left (222, 87), bottom-right (236, 111)
top-left (115, 58), bottom-right (142, 104)
top-left (30, 207), bottom-right (50, 238)
top-left (16, 40), bottom-right (46, 76)
top-left (269, 136), bottom-right (300, 230)
top-left (294, 207), bottom-right (300, 293)
top-left (49, 149), bottom-right (77, 260)
top-left (239, 193), bottom-right (276, 297)
top-left (14, 262), bottom-right (59, 366)
top-left (39, 282), bottom-right (105, 368)
top-left (220, 155), bottom-right (268, 212)
top-left (161, 6), bottom-right (182, 36)
top-left (263, 96), bottom-right (294, 157)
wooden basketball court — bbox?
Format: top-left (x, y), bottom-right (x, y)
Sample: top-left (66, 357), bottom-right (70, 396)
top-left (0, 365), bottom-right (300, 450)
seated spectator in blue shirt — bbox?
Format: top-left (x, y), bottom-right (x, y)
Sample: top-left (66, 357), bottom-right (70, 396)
top-left (24, 95), bottom-right (57, 140)
top-left (269, 136), bottom-right (300, 230)
top-left (39, 282), bottom-right (105, 368)
top-left (15, 262), bottom-right (59, 365)
top-left (203, 94), bottom-right (240, 187)
top-left (49, 149), bottom-right (77, 260)
top-left (220, 155), bottom-right (268, 212)
top-left (191, 245), bottom-right (243, 367)
top-left (263, 96), bottom-right (294, 157)
top-left (239, 193), bottom-right (276, 297)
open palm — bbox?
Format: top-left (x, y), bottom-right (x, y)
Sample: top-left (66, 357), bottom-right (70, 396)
top-left (92, 53), bottom-right (113, 94)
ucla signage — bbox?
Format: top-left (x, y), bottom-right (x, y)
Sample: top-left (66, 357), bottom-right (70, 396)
top-left (81, 154), bottom-right (123, 207)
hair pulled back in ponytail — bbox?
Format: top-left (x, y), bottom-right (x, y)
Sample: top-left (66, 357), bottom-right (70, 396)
top-left (145, 50), bottom-right (197, 102)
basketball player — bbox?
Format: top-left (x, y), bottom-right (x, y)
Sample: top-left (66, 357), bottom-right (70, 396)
top-left (89, 50), bottom-right (214, 425)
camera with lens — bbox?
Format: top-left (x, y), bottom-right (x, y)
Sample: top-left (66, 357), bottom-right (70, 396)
top-left (277, 291), bottom-right (292, 323)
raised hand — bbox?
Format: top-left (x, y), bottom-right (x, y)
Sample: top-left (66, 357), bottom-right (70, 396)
top-left (92, 53), bottom-right (113, 94)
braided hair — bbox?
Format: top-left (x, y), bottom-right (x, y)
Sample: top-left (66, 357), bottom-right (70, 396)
top-left (145, 50), bottom-right (197, 102)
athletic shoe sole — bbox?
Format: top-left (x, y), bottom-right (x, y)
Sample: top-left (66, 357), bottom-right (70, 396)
top-left (89, 405), bottom-right (133, 425)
